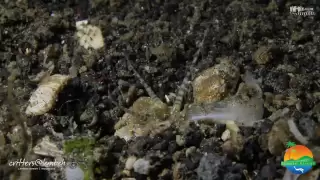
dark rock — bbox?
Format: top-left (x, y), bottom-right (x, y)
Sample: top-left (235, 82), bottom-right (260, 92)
top-left (152, 140), bottom-right (169, 151)
top-left (196, 153), bottom-right (232, 180)
top-left (199, 137), bottom-right (223, 153)
top-left (296, 114), bottom-right (317, 139)
top-left (263, 71), bottom-right (290, 93)
top-left (128, 137), bottom-right (154, 156)
top-left (259, 163), bottom-right (277, 179)
top-left (257, 118), bottom-right (274, 133)
top-left (239, 138), bottom-right (265, 171)
top-left (223, 173), bottom-right (242, 180)
top-left (167, 141), bottom-right (178, 154)
top-left (182, 158), bottom-right (198, 170)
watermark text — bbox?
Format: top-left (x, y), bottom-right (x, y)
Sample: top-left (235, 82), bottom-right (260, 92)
top-left (290, 6), bottom-right (316, 16)
top-left (8, 158), bottom-right (66, 170)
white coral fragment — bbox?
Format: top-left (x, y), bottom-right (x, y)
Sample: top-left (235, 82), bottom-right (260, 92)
top-left (25, 74), bottom-right (70, 116)
top-left (76, 20), bottom-right (104, 50)
top-left (33, 136), bottom-right (63, 158)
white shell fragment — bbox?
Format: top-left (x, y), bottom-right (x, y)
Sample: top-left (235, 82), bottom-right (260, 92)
top-left (33, 136), bottom-right (64, 158)
top-left (76, 20), bottom-right (104, 50)
top-left (25, 74), bottom-right (71, 116)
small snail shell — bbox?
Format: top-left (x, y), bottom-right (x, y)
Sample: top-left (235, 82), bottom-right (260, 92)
top-left (25, 74), bottom-right (71, 116)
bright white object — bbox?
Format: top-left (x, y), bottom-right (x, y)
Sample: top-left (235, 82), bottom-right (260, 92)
top-left (76, 20), bottom-right (104, 50)
top-left (25, 74), bottom-right (70, 116)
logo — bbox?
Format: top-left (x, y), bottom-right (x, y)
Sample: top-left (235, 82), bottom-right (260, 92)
top-left (290, 6), bottom-right (316, 16)
top-left (8, 158), bottom-right (66, 171)
top-left (281, 141), bottom-right (316, 175)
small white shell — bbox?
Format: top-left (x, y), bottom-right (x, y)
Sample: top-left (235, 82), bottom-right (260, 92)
top-left (25, 74), bottom-right (70, 116)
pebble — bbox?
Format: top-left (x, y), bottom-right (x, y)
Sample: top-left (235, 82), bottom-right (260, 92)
top-left (193, 73), bottom-right (228, 103)
top-left (259, 163), bottom-right (277, 179)
top-left (133, 158), bottom-right (151, 175)
top-left (175, 135), bottom-right (185, 146)
top-left (172, 151), bottom-right (183, 162)
top-left (0, 131), bottom-right (6, 146)
top-left (221, 140), bottom-right (234, 154)
top-left (267, 118), bottom-right (290, 155)
top-left (185, 146), bottom-right (197, 158)
top-left (253, 46), bottom-right (272, 65)
top-left (192, 58), bottom-right (240, 103)
top-left (125, 156), bottom-right (137, 170)
top-left (221, 129), bottom-right (231, 141)
top-left (78, 66), bottom-right (87, 74)
top-left (196, 153), bottom-right (232, 180)
top-left (158, 169), bottom-right (171, 179)
top-left (114, 97), bottom-right (169, 141)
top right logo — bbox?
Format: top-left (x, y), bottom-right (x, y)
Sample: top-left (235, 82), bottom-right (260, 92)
top-left (290, 6), bottom-right (316, 16)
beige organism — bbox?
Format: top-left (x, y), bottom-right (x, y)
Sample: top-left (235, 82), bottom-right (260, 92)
top-left (76, 20), bottom-right (105, 50)
top-left (25, 74), bottom-right (71, 116)
top-left (114, 25), bottom-right (264, 142)
top-left (114, 30), bottom-right (210, 141)
top-left (188, 70), bottom-right (264, 127)
top-left (114, 54), bottom-right (198, 141)
top-left (114, 56), bottom-right (262, 141)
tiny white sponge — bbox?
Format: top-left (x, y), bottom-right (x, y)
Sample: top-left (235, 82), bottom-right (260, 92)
top-left (76, 20), bottom-right (104, 50)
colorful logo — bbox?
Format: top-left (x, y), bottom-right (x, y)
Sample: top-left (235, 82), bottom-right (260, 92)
top-left (281, 141), bottom-right (316, 175)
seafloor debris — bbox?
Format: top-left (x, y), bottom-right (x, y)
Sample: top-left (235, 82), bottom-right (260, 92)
top-left (287, 118), bottom-right (309, 145)
top-left (196, 152), bottom-right (238, 180)
top-left (114, 29), bottom-right (209, 141)
top-left (253, 45), bottom-right (273, 65)
top-left (264, 92), bottom-right (300, 112)
top-left (33, 136), bottom-right (64, 158)
top-left (7, 125), bottom-right (32, 155)
top-left (188, 71), bottom-right (264, 127)
top-left (187, 71), bottom-right (263, 155)
top-left (133, 158), bottom-right (151, 175)
top-left (267, 117), bottom-right (291, 155)
top-left (25, 74), bottom-right (71, 116)
top-left (63, 137), bottom-right (95, 180)
top-left (76, 20), bottom-right (104, 50)
top-left (149, 43), bottom-right (175, 62)
top-left (192, 58), bottom-right (240, 103)
top-left (114, 97), bottom-right (170, 141)
top-left (124, 156), bottom-right (137, 170)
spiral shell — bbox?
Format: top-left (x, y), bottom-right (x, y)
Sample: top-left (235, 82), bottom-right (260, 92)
top-left (25, 74), bottom-right (71, 116)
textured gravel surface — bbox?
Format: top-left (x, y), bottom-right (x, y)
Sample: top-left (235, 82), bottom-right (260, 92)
top-left (0, 0), bottom-right (319, 180)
